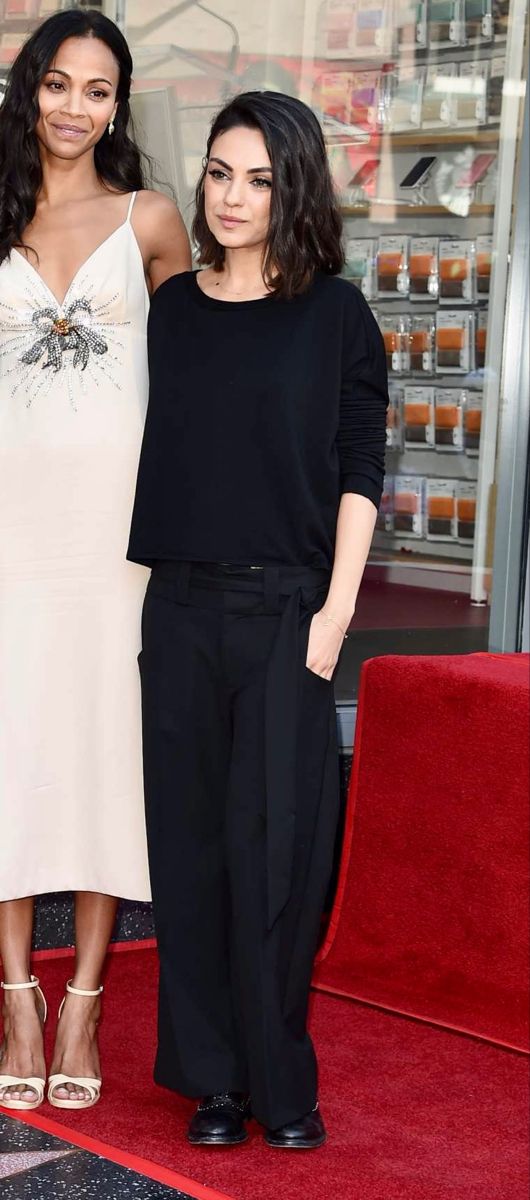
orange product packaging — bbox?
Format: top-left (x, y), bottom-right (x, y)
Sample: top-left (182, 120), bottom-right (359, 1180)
top-left (476, 235), bottom-right (493, 295)
top-left (410, 315), bottom-right (435, 372)
top-left (377, 236), bottom-right (410, 297)
top-left (376, 474), bottom-right (395, 532)
top-left (379, 314), bottom-right (411, 372)
top-left (409, 237), bottom-right (439, 300)
top-left (436, 311), bottom-right (475, 373)
top-left (434, 388), bottom-right (464, 452)
top-left (439, 240), bottom-right (475, 303)
top-left (463, 392), bottom-right (482, 455)
top-left (426, 478), bottom-right (457, 541)
top-left (456, 480), bottom-right (478, 543)
top-left (386, 387), bottom-right (404, 450)
top-left (404, 386), bottom-right (435, 448)
top-left (393, 475), bottom-right (425, 537)
top-left (475, 310), bottom-right (488, 368)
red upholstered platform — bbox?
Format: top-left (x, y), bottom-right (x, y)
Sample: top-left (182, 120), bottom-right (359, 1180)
top-left (314, 653), bottom-right (530, 1052)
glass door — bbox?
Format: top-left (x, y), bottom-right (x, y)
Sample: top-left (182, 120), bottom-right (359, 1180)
top-left (3, 1), bottom-right (524, 712)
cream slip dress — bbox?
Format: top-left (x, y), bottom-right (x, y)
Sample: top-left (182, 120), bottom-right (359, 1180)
top-left (0, 191), bottom-right (151, 901)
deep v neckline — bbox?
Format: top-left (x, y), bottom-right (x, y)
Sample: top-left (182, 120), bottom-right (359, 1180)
top-left (12, 220), bottom-right (131, 311)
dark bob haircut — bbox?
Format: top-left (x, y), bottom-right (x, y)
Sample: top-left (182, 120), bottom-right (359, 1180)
top-left (192, 90), bottom-right (345, 299)
top-left (0, 7), bottom-right (147, 266)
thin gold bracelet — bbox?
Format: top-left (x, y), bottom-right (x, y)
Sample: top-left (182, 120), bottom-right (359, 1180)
top-left (322, 614), bottom-right (349, 639)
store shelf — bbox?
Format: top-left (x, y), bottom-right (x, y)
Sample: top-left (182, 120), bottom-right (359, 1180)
top-left (389, 128), bottom-right (500, 147)
top-left (341, 203), bottom-right (494, 217)
top-left (323, 41), bottom-right (508, 67)
top-left (385, 447), bottom-right (479, 479)
top-left (371, 534), bottom-right (474, 562)
top-left (326, 128), bottom-right (500, 149)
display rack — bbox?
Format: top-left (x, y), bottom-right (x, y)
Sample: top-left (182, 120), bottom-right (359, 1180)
top-left (303, 0), bottom-right (528, 602)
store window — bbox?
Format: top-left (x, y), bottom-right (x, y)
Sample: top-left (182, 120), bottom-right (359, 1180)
top-left (1, 0), bottom-right (528, 705)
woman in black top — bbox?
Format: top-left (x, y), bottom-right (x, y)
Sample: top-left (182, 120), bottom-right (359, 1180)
top-left (128, 91), bottom-right (387, 1149)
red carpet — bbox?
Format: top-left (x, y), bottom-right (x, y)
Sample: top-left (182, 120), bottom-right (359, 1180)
top-left (314, 653), bottom-right (530, 1051)
top-left (3, 948), bottom-right (528, 1200)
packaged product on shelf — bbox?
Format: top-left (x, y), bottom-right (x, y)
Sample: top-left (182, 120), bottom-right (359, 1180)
top-left (387, 387), bottom-right (404, 450)
top-left (426, 478), bottom-right (458, 540)
top-left (393, 476), bottom-right (425, 537)
top-left (404, 386), bottom-right (435, 447)
top-left (463, 0), bottom-right (493, 41)
top-left (320, 72), bottom-right (353, 124)
top-left (439, 240), bottom-right (475, 303)
top-left (493, 0), bottom-right (510, 37)
top-left (456, 480), bottom-right (478, 542)
top-left (410, 315), bottom-right (436, 373)
top-left (455, 61), bottom-right (489, 125)
top-left (427, 0), bottom-right (464, 47)
top-left (385, 65), bottom-right (425, 131)
top-left (475, 309), bottom-right (488, 368)
top-left (349, 70), bottom-right (382, 131)
top-left (487, 57), bottom-right (505, 121)
top-left (323, 0), bottom-right (354, 53)
top-left (3, 1), bottom-right (41, 15)
top-left (434, 388), bottom-right (465, 451)
top-left (409, 238), bottom-right (439, 300)
top-left (380, 314), bottom-right (411, 373)
top-left (377, 236), bottom-right (409, 297)
top-left (436, 311), bottom-right (475, 373)
top-left (463, 391), bottom-right (482, 453)
top-left (343, 238), bottom-right (376, 299)
top-left (422, 62), bottom-right (458, 127)
top-left (353, 0), bottom-right (393, 54)
top-left (394, 0), bottom-right (428, 47)
top-left (376, 475), bottom-right (395, 532)
top-left (475, 235), bottom-right (493, 295)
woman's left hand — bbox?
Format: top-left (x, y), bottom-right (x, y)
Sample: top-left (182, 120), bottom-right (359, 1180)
top-left (306, 610), bottom-right (347, 681)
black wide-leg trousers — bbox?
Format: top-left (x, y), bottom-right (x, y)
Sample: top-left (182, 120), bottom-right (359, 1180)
top-left (139, 562), bottom-right (340, 1130)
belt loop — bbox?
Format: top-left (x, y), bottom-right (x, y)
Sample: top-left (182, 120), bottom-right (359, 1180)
top-left (176, 562), bottom-right (191, 605)
top-left (263, 566), bottom-right (280, 614)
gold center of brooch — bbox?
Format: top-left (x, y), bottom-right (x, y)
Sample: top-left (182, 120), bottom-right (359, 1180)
top-left (53, 317), bottom-right (71, 336)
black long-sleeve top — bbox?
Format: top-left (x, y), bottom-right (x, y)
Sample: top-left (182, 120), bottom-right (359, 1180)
top-left (127, 270), bottom-right (388, 571)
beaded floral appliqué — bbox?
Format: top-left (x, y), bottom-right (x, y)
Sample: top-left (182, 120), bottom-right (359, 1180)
top-left (0, 272), bottom-right (129, 411)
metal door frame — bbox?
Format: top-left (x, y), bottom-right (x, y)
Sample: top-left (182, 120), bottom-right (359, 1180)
top-left (489, 81), bottom-right (530, 652)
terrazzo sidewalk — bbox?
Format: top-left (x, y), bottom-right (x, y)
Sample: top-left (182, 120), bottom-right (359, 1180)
top-left (0, 1112), bottom-right (229, 1199)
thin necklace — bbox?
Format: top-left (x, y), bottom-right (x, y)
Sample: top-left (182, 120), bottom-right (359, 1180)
top-left (212, 276), bottom-right (269, 298)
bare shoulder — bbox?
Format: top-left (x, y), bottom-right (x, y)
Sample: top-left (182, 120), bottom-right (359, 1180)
top-left (134, 188), bottom-right (179, 217)
top-left (132, 189), bottom-right (186, 237)
top-left (132, 189), bottom-right (191, 286)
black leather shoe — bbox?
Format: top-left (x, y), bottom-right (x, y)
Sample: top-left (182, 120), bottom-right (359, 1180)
top-left (187, 1092), bottom-right (250, 1146)
top-left (265, 1103), bottom-right (326, 1149)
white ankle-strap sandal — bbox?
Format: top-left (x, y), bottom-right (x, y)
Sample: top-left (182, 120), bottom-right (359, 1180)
top-left (47, 980), bottom-right (103, 1110)
top-left (0, 976), bottom-right (47, 1111)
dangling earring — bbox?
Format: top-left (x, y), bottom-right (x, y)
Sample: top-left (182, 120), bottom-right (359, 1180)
top-left (108, 118), bottom-right (115, 136)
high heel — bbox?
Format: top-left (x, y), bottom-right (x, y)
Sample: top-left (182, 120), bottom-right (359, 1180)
top-left (0, 976), bottom-right (47, 1111)
top-left (47, 979), bottom-right (103, 1110)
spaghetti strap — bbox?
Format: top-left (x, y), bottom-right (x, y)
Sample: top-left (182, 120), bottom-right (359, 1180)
top-left (126, 191), bottom-right (138, 222)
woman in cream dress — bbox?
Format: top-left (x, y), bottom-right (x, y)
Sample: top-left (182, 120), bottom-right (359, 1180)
top-left (0, 9), bottom-right (190, 1110)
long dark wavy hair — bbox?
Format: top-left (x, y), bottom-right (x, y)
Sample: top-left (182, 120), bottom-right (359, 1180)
top-left (0, 8), bottom-right (147, 265)
top-left (192, 91), bottom-right (344, 299)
